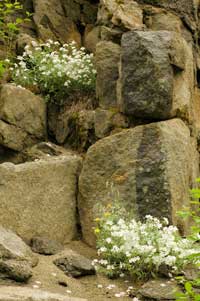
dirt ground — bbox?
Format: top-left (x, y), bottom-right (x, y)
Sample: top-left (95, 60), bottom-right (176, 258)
top-left (0, 241), bottom-right (140, 301)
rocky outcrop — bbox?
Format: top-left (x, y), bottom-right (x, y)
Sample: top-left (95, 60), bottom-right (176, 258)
top-left (79, 119), bottom-right (199, 246)
top-left (0, 84), bottom-right (46, 151)
top-left (0, 155), bottom-right (82, 243)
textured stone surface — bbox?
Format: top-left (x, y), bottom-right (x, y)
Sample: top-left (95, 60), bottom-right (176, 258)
top-left (0, 259), bottom-right (32, 282)
top-left (0, 84), bottom-right (46, 151)
top-left (138, 0), bottom-right (198, 23)
top-left (0, 155), bottom-right (82, 243)
top-left (96, 41), bottom-right (121, 109)
top-left (0, 286), bottom-right (86, 301)
top-left (54, 250), bottom-right (95, 278)
top-left (118, 30), bottom-right (194, 121)
top-left (139, 279), bottom-right (181, 300)
top-left (0, 226), bottom-right (37, 267)
top-left (98, 0), bottom-right (143, 30)
top-left (0, 84), bottom-right (46, 139)
top-left (79, 119), bottom-right (198, 246)
top-left (94, 109), bottom-right (128, 138)
top-left (83, 26), bottom-right (100, 53)
top-left (33, 0), bottom-right (81, 45)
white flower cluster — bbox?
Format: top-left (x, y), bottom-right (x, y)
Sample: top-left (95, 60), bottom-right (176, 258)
top-left (93, 213), bottom-right (200, 279)
top-left (11, 40), bottom-right (96, 103)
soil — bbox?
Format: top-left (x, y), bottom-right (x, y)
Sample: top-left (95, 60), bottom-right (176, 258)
top-left (0, 241), bottom-right (139, 301)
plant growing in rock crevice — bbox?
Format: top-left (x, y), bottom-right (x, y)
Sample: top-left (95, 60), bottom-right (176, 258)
top-left (11, 40), bottom-right (96, 104)
top-left (0, 0), bottom-right (31, 79)
top-left (93, 202), bottom-right (200, 280)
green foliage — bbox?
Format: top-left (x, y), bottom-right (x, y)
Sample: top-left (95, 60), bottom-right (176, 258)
top-left (175, 179), bottom-right (200, 301)
top-left (0, 0), bottom-right (30, 51)
top-left (11, 40), bottom-right (96, 104)
top-left (0, 0), bottom-right (31, 79)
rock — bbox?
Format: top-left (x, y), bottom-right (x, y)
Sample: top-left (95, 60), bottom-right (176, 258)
top-left (0, 226), bottom-right (38, 267)
top-left (78, 118), bottom-right (199, 246)
top-left (0, 260), bottom-right (32, 282)
top-left (143, 6), bottom-right (193, 42)
top-left (138, 279), bottom-right (181, 300)
top-left (48, 101), bottom-right (96, 150)
top-left (64, 110), bottom-right (96, 151)
top-left (96, 41), bottom-right (121, 109)
top-left (0, 84), bottom-right (46, 151)
top-left (83, 25), bottom-right (101, 53)
top-left (54, 250), bottom-right (95, 278)
top-left (183, 264), bottom-right (200, 282)
top-left (97, 0), bottom-right (144, 30)
top-left (33, 0), bottom-right (81, 45)
top-left (0, 286), bottom-right (86, 301)
top-left (31, 236), bottom-right (63, 255)
top-left (0, 120), bottom-right (35, 152)
top-left (138, 0), bottom-right (198, 25)
top-left (21, 142), bottom-right (71, 162)
top-left (0, 155), bottom-right (82, 243)
top-left (118, 30), bottom-right (194, 122)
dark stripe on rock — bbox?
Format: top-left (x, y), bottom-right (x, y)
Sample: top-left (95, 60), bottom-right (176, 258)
top-left (135, 124), bottom-right (172, 222)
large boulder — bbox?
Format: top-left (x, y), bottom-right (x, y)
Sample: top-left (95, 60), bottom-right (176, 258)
top-left (118, 30), bottom-right (194, 124)
top-left (78, 119), bottom-right (199, 246)
top-left (96, 41), bottom-right (121, 109)
top-left (0, 84), bottom-right (46, 151)
top-left (0, 155), bottom-right (82, 243)
top-left (0, 286), bottom-right (86, 301)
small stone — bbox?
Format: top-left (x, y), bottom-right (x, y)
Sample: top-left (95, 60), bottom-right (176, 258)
top-left (54, 250), bottom-right (96, 278)
top-left (31, 236), bottom-right (63, 255)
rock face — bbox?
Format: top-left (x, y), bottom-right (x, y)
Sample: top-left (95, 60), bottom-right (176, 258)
top-left (0, 286), bottom-right (86, 301)
top-left (118, 30), bottom-right (194, 122)
top-left (0, 155), bottom-right (82, 243)
top-left (79, 119), bottom-right (198, 246)
top-left (96, 41), bottom-right (121, 109)
top-left (0, 84), bottom-right (46, 151)
top-left (54, 250), bottom-right (95, 278)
